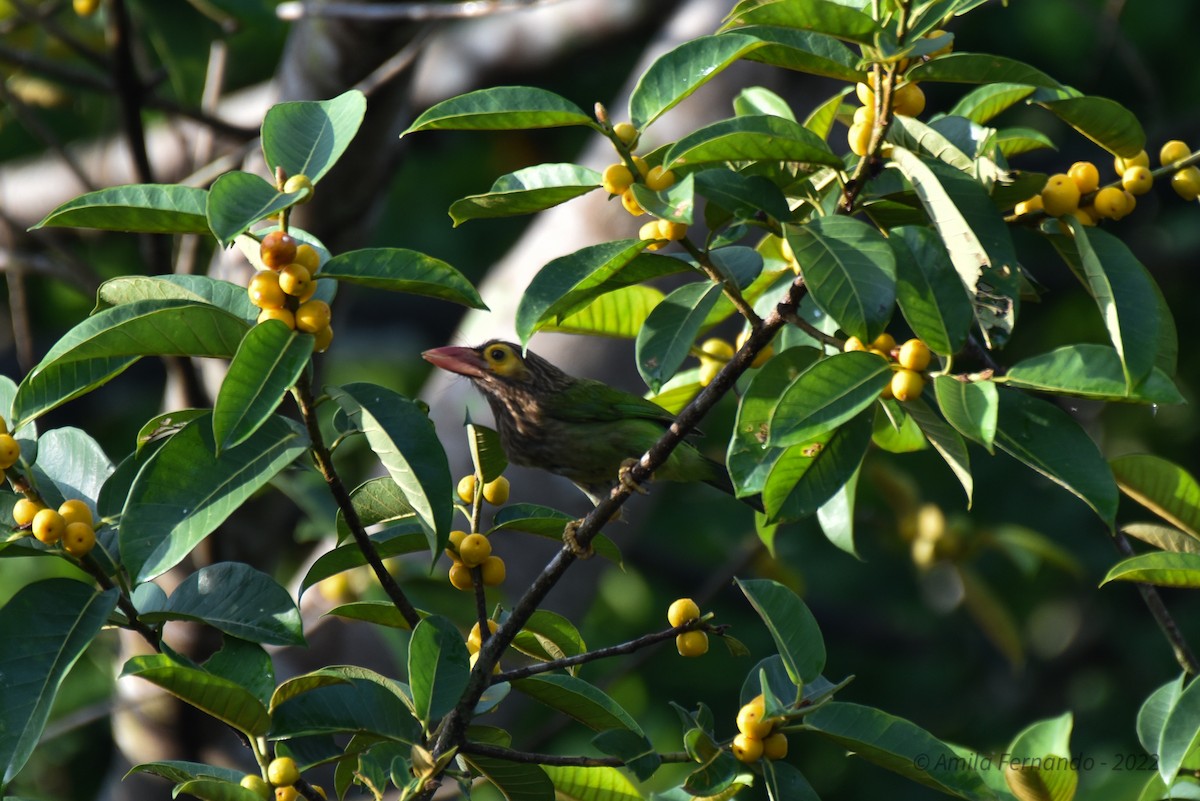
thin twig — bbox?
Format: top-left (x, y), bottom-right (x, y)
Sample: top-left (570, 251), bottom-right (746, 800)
top-left (1112, 530), bottom-right (1199, 675)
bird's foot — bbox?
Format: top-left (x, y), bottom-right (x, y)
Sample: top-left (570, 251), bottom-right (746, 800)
top-left (562, 519), bottom-right (594, 559)
top-left (618, 458), bottom-right (650, 495)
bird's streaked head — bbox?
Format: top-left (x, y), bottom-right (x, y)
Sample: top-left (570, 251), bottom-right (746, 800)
top-left (423, 340), bottom-right (531, 383)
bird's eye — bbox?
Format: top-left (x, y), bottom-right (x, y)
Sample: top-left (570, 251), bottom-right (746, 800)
top-left (488, 347), bottom-right (507, 362)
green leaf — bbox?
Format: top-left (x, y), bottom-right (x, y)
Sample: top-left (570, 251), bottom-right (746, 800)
top-left (489, 504), bottom-right (623, 564)
top-left (262, 89), bottom-right (366, 183)
top-left (904, 397), bottom-right (974, 505)
top-left (736, 578), bottom-right (825, 684)
top-left (994, 388), bottom-right (1117, 527)
top-left (906, 53), bottom-right (1061, 88)
top-left (629, 34), bottom-right (767, 130)
top-left (1036, 94), bottom-right (1145, 157)
top-left (665, 115), bottom-right (842, 171)
top-left (333, 477), bottom-right (419, 543)
top-left (817, 464), bottom-right (860, 557)
top-left (213, 321), bottom-right (313, 452)
top-left (995, 127), bottom-right (1058, 157)
top-left (1158, 673), bottom-right (1200, 785)
top-left (464, 756), bottom-right (554, 801)
top-left (766, 351), bottom-right (892, 448)
top-left (1102, 553), bottom-right (1200, 589)
top-left (28, 426), bottom-right (113, 513)
top-left (97, 275), bottom-right (258, 320)
top-left (515, 240), bottom-right (684, 346)
top-left (329, 383), bottom-right (451, 546)
top-left (1138, 675), bottom-right (1184, 760)
top-left (693, 168), bottom-right (793, 223)
top-left (510, 610), bottom-right (587, 669)
top-left (948, 83), bottom-right (1037, 124)
top-left (121, 652), bottom-right (270, 736)
top-left (886, 115), bottom-right (974, 174)
top-left (402, 86), bottom-right (594, 135)
top-left (763, 761), bottom-right (821, 801)
top-left (541, 285), bottom-right (665, 339)
top-left (1005, 344), bottom-right (1182, 404)
top-left (468, 423), bottom-right (508, 484)
top-left (804, 702), bottom-right (995, 800)
top-left (326, 601), bottom-right (415, 629)
top-left (121, 414), bottom-right (309, 582)
top-left (126, 760), bottom-right (246, 786)
top-left (270, 676), bottom-right (419, 742)
top-left (542, 765), bottom-right (642, 801)
top-left (734, 86), bottom-right (796, 120)
top-left (1122, 523), bottom-right (1200, 555)
top-left (635, 282), bottom-right (724, 392)
top-left (140, 562), bottom-right (304, 646)
top-left (512, 674), bottom-right (642, 734)
top-left (786, 216), bottom-right (896, 342)
top-left (12, 300), bottom-right (249, 428)
top-left (1004, 714), bottom-right (1078, 801)
top-left (32, 184), bottom-right (210, 234)
top-left (0, 580), bottom-right (117, 786)
top-left (763, 411), bottom-right (872, 523)
top-left (888, 147), bottom-right (1020, 348)
top-left (450, 163), bottom-right (601, 225)
top-left (933, 376), bottom-right (997, 452)
top-left (804, 87), bottom-right (852, 141)
top-left (173, 779), bottom-right (267, 801)
top-left (409, 615), bottom-right (470, 725)
top-left (204, 638), bottom-right (275, 707)
top-left (1111, 455), bottom-right (1200, 539)
top-left (321, 248), bottom-right (485, 309)
top-left (1049, 224), bottom-right (1161, 392)
top-left (721, 0), bottom-right (882, 45)
top-left (207, 171), bottom-right (302, 245)
top-left (890, 226), bottom-right (973, 355)
top-left (732, 26), bottom-right (863, 82)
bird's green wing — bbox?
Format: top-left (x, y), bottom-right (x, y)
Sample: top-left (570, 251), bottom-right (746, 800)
top-left (551, 377), bottom-right (675, 425)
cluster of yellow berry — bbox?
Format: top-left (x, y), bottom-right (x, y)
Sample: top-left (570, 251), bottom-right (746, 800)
top-left (1016, 141), bottom-right (1199, 225)
top-left (15, 496), bottom-right (97, 557)
top-left (668, 597), bottom-right (709, 657)
top-left (695, 333), bottom-right (774, 387)
top-left (845, 334), bottom-right (932, 402)
top-left (446, 474), bottom-right (510, 590)
top-left (732, 694), bottom-right (790, 763)
top-left (848, 77), bottom-right (927, 156)
top-left (600, 122), bottom-right (688, 250)
top-left (0, 419), bottom-right (20, 471)
top-left (249, 227), bottom-right (333, 352)
top-left (240, 756), bottom-right (325, 801)
top-left (467, 618), bottom-right (502, 674)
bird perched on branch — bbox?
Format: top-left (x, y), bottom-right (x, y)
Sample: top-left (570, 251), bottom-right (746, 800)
top-left (423, 340), bottom-right (761, 512)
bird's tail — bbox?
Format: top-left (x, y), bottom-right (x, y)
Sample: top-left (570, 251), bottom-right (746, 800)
top-left (703, 457), bottom-right (765, 513)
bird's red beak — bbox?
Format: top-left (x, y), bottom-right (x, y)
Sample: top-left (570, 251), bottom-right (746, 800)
top-left (422, 346), bottom-right (488, 378)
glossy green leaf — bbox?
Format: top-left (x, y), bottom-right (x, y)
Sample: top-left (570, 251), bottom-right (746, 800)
top-left (328, 383), bottom-right (451, 546)
top-left (140, 562), bottom-right (304, 646)
top-left (172, 779), bottom-right (266, 801)
top-left (734, 86), bottom-right (796, 120)
top-left (905, 397), bottom-right (974, 505)
top-left (887, 115), bottom-right (974, 173)
top-left (332, 477), bottom-right (419, 543)
top-left (888, 147), bottom-right (1020, 348)
top-left (510, 609), bottom-right (587, 669)
top-left (1110, 455), bottom-right (1200, 539)
top-left (766, 351), bottom-right (892, 448)
top-left (321, 248), bottom-right (486, 309)
top-left (204, 638), bottom-right (274, 707)
top-left (27, 426), bottom-right (112, 517)
top-left (450, 163), bottom-right (601, 225)
top-left (787, 216), bottom-right (896, 342)
top-left (0, 580), bottom-right (117, 786)
top-left (763, 411), bottom-right (872, 523)
top-left (1137, 675), bottom-right (1184, 760)
top-left (1005, 344), bottom-right (1182, 404)
top-left (97, 275), bottom-right (258, 320)
top-left (270, 677), bottom-right (419, 742)
top-left (326, 601), bottom-right (414, 629)
top-left (694, 168), bottom-right (793, 223)
top-left (1102, 552), bottom-right (1200, 589)
top-left (805, 702), bottom-right (995, 800)
top-left (872, 402), bottom-right (928, 454)
top-left (906, 52), bottom-right (1061, 88)
top-left (207, 171), bottom-right (303, 245)
top-left (464, 756), bottom-right (554, 801)
top-left (995, 127), bottom-right (1057, 157)
top-left (591, 731), bottom-right (660, 782)
top-left (646, 368), bottom-right (703, 416)
top-left (409, 615), bottom-right (470, 725)
top-left (721, 0), bottom-right (882, 45)
top-left (818, 464), bottom-right (860, 557)
top-left (489, 503), bottom-right (623, 564)
top-left (12, 300), bottom-right (248, 428)
top-left (32, 184), bottom-right (210, 234)
top-left (628, 172), bottom-right (695, 224)
top-left (262, 89), bottom-right (366, 183)
top-left (735, 25), bottom-right (864, 82)
top-left (125, 760), bottom-right (246, 787)
top-left (1050, 223), bottom-right (1160, 391)
top-left (1122, 523), bottom-right (1200, 555)
top-left (763, 761), bottom-right (821, 801)
top-left (736, 578), bottom-right (825, 684)
top-left (542, 284), bottom-right (665, 339)
top-left (120, 414), bottom-right (309, 582)
top-left (636, 282), bottom-right (724, 392)
top-left (512, 674), bottom-right (642, 734)
top-left (994, 388), bottom-right (1117, 527)
top-left (630, 34), bottom-right (766, 129)
top-left (542, 765), bottom-right (641, 801)
top-left (122, 653), bottom-right (270, 736)
top-left (212, 320), bottom-right (313, 452)
top-left (402, 86), bottom-right (594, 135)
top-left (515, 240), bottom-right (684, 346)
top-left (948, 83), bottom-right (1037, 124)
top-left (804, 87), bottom-right (852, 141)
top-left (933, 376), bottom-right (997, 452)
top-left (665, 115), bottom-right (842, 171)
top-left (890, 226), bottom-right (973, 356)
top-left (1036, 94), bottom-right (1145, 157)
top-left (1158, 672), bottom-right (1200, 785)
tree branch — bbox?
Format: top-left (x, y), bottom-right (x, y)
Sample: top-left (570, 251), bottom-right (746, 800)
top-left (1111, 530), bottom-right (1199, 675)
